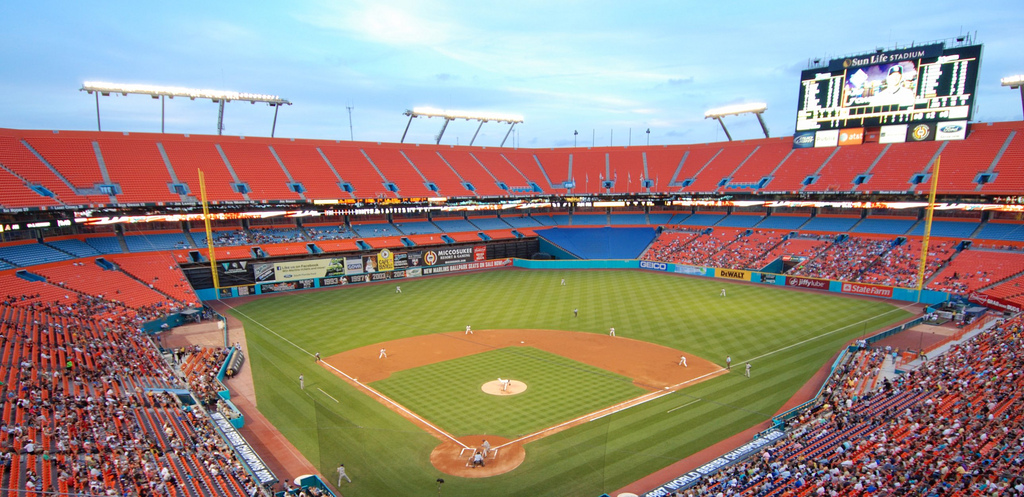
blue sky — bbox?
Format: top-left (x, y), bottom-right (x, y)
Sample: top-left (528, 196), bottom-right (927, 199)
top-left (1, 1), bottom-right (1022, 148)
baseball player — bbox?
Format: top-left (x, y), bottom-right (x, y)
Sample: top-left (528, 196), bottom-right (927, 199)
top-left (379, 348), bottom-right (387, 359)
top-left (336, 463), bottom-right (351, 484)
top-left (498, 378), bottom-right (510, 391)
top-left (299, 374), bottom-right (304, 389)
top-left (466, 325), bottom-right (473, 335)
top-left (678, 355), bottom-right (687, 367)
top-left (726, 355), bottom-right (731, 370)
top-left (609, 327), bottom-right (615, 337)
top-left (720, 288), bottom-right (727, 297)
top-left (745, 362), bottom-right (752, 378)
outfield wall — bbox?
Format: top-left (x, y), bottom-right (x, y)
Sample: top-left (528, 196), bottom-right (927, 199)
top-left (196, 257), bottom-right (947, 305)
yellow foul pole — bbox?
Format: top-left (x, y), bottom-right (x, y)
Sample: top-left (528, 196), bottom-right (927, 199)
top-left (916, 155), bottom-right (940, 302)
top-left (199, 169), bottom-right (220, 291)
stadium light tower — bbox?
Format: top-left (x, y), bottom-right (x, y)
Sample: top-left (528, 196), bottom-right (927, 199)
top-left (80, 82), bottom-right (292, 136)
top-left (704, 103), bottom-right (769, 141)
top-left (1002, 75), bottom-right (1024, 118)
top-left (401, 107), bottom-right (524, 146)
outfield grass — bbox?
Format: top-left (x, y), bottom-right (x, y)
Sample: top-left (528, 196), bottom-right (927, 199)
top-left (231, 269), bottom-right (912, 496)
top-left (371, 347), bottom-right (647, 437)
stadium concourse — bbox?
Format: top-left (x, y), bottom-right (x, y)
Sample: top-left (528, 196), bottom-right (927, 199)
top-left (0, 120), bottom-right (1023, 496)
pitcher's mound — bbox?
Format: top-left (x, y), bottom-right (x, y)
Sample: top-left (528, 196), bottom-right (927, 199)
top-left (430, 435), bottom-right (525, 478)
top-left (481, 380), bottom-right (527, 395)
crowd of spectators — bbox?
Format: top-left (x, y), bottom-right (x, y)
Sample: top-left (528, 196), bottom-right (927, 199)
top-left (671, 315), bottom-right (1024, 497)
top-left (789, 236), bottom-right (893, 282)
top-left (928, 250), bottom-right (1024, 295)
top-left (856, 239), bottom-right (957, 288)
top-left (0, 287), bottom-right (267, 495)
top-left (305, 225), bottom-right (354, 241)
top-left (708, 230), bottom-right (786, 269)
top-left (642, 231), bottom-right (702, 264)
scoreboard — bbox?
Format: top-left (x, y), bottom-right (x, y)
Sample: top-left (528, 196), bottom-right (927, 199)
top-left (795, 44), bottom-right (981, 136)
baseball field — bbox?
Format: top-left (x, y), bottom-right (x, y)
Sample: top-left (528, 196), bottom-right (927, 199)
top-left (227, 268), bottom-right (912, 496)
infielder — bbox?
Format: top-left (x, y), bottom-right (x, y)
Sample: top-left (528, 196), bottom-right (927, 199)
top-left (466, 325), bottom-right (473, 335)
top-left (726, 355), bottom-right (731, 370)
top-left (609, 327), bottom-right (615, 337)
top-left (679, 355), bottom-right (687, 367)
top-left (379, 348), bottom-right (387, 359)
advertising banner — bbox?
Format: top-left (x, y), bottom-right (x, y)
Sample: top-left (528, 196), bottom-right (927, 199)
top-left (715, 268), bottom-right (749, 281)
top-left (643, 429), bottom-right (785, 496)
top-left (837, 128), bottom-right (864, 146)
top-left (421, 258), bottom-right (512, 275)
top-left (786, 276), bottom-right (830, 290)
top-left (968, 292), bottom-right (1021, 313)
top-left (879, 124), bottom-right (908, 144)
top-left (217, 261), bottom-right (256, 286)
top-left (423, 246), bottom-right (477, 266)
top-left (254, 258), bottom-right (347, 283)
top-left (260, 279), bottom-right (316, 293)
top-left (814, 129), bottom-right (839, 148)
top-left (639, 260), bottom-right (669, 272)
top-left (792, 131), bottom-right (815, 149)
top-left (935, 120), bottom-right (968, 141)
top-left (377, 248), bottom-right (395, 272)
top-left (907, 122), bottom-right (935, 142)
top-left (344, 257), bottom-right (363, 275)
top-left (841, 281), bottom-right (894, 298)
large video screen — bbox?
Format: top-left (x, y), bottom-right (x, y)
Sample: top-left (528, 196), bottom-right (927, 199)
top-left (795, 44), bottom-right (981, 133)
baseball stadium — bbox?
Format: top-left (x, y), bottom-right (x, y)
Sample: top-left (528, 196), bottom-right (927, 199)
top-left (2, 5), bottom-right (1024, 497)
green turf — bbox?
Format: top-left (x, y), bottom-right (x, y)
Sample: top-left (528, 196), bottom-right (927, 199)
top-left (230, 269), bottom-right (913, 496)
top-left (371, 347), bottom-right (647, 437)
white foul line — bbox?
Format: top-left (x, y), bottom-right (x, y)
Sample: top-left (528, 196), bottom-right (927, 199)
top-left (667, 399), bottom-right (700, 414)
top-left (221, 301), bottom-right (470, 449)
top-left (317, 388), bottom-right (340, 403)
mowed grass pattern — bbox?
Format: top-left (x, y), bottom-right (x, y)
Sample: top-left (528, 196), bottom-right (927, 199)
top-left (371, 347), bottom-right (647, 437)
top-left (233, 269), bottom-right (913, 496)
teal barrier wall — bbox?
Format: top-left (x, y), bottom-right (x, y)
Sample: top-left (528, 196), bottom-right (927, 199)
top-left (537, 238), bottom-right (582, 260)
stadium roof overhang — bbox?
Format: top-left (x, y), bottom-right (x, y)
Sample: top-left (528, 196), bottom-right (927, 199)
top-left (401, 107), bottom-right (524, 147)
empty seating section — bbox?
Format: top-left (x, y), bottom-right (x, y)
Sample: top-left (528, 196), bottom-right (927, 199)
top-left (856, 238), bottom-right (957, 288)
top-left (651, 212), bottom-right (675, 223)
top-left (219, 141), bottom-right (300, 200)
top-left (35, 262), bottom-right (177, 310)
top-left (572, 214), bottom-right (607, 226)
top-left (754, 215), bottom-right (809, 230)
top-left (770, 147), bottom-right (833, 192)
top-left (907, 218), bottom-right (979, 237)
top-left (849, 217), bottom-right (916, 235)
top-left (447, 231), bottom-right (484, 242)
top-left (502, 150), bottom-right (551, 192)
top-left (470, 150), bottom-right (536, 194)
top-left (799, 215), bottom-right (860, 232)
top-left (261, 243), bottom-right (311, 256)
top-left (351, 222), bottom-right (399, 238)
top-left (468, 217), bottom-right (513, 230)
top-left (314, 239), bottom-right (359, 252)
top-left (563, 149), bottom-right (603, 193)
top-left (682, 144), bottom-right (753, 192)
top-left (677, 213), bottom-right (723, 226)
top-left (83, 236), bottom-right (123, 254)
top-left (748, 236), bottom-right (832, 269)
top-left (0, 243), bottom-right (72, 267)
top-left (934, 127), bottom-right (1010, 192)
top-left (984, 130), bottom-right (1024, 193)
top-left (123, 232), bottom-right (192, 252)
top-left (0, 136), bottom-right (94, 205)
top-left (974, 221), bottom-right (1024, 241)
top-left (108, 252), bottom-right (200, 306)
top-left (95, 137), bottom-right (179, 202)
top-left (643, 148), bottom-right (686, 193)
top-left (394, 221), bottom-right (441, 235)
top-left (721, 140), bottom-right (792, 191)
top-left (863, 141), bottom-right (940, 192)
top-left (534, 151), bottom-right (571, 187)
top-left (402, 148), bottom-right (471, 196)
top-left (318, 144), bottom-right (388, 198)
top-left (666, 213), bottom-right (690, 225)
top-left (984, 273), bottom-right (1024, 305)
top-left (362, 147), bottom-right (434, 197)
top-left (0, 136), bottom-right (63, 208)
top-left (23, 135), bottom-right (106, 191)
top-left (804, 145), bottom-right (882, 192)
top-left (715, 214), bottom-right (763, 228)
top-left (437, 150), bottom-right (507, 196)
top-left (502, 216), bottom-right (544, 228)
top-left (606, 150), bottom-right (645, 194)
top-left (927, 250), bottom-right (1024, 294)
top-left (161, 139), bottom-right (245, 201)
top-left (549, 214), bottom-right (572, 225)
top-left (708, 230), bottom-right (785, 269)
top-left (789, 236), bottom-right (893, 281)
top-left (432, 218), bottom-right (479, 233)
top-left (609, 213), bottom-right (648, 225)
top-left (271, 143), bottom-right (347, 198)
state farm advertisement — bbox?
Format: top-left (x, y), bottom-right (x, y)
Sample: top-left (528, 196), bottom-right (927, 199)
top-left (841, 282), bottom-right (893, 298)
